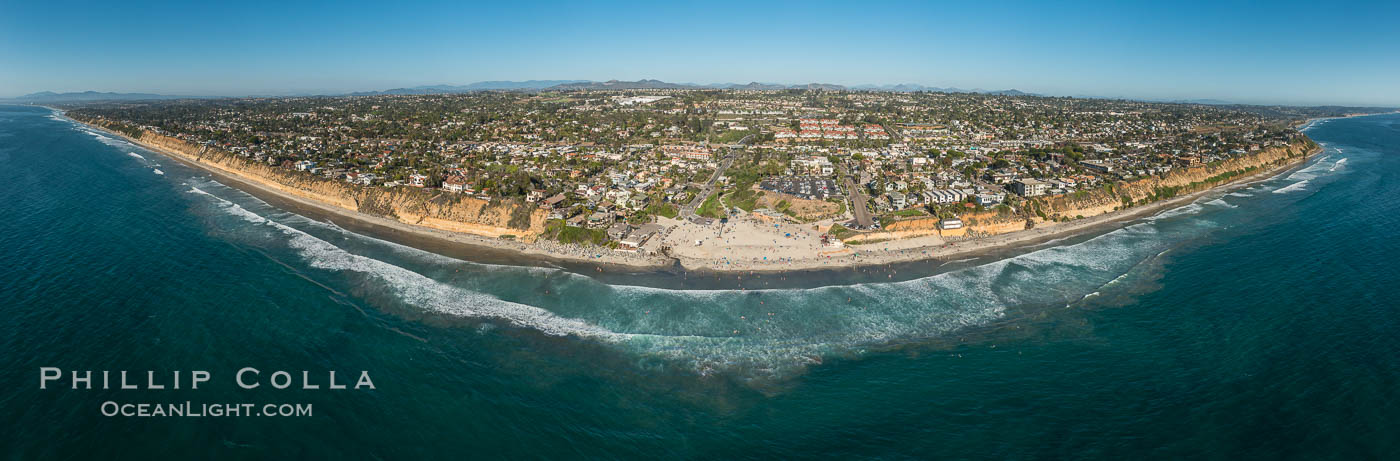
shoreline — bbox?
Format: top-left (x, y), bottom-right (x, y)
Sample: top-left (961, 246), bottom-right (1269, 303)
top-left (1296, 110), bottom-right (1400, 130)
top-left (670, 143), bottom-right (1319, 273)
top-left (69, 112), bottom-right (1320, 275)
top-left (67, 116), bottom-right (679, 273)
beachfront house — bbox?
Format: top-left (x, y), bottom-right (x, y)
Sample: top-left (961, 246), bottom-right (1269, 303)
top-left (888, 191), bottom-right (907, 209)
top-left (1010, 178), bottom-right (1048, 197)
top-left (443, 175), bottom-right (468, 193)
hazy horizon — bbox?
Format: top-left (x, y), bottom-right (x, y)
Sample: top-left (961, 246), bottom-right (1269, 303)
top-left (4, 0), bottom-right (1398, 106)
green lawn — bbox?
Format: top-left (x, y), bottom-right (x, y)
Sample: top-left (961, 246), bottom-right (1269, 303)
top-left (696, 192), bottom-right (724, 219)
top-left (724, 182), bottom-right (761, 212)
top-left (544, 220), bottom-right (609, 246)
top-left (828, 223), bottom-right (858, 239)
top-left (645, 202), bottom-right (679, 219)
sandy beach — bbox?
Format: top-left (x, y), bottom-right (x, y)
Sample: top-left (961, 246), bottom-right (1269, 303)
top-left (74, 115), bottom-right (1319, 275)
top-left (663, 145), bottom-right (1316, 272)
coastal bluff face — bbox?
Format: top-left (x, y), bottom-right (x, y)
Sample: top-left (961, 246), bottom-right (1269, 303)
top-left (92, 120), bottom-right (546, 241)
top-left (1040, 141), bottom-right (1315, 221)
top-left (850, 140), bottom-right (1316, 242)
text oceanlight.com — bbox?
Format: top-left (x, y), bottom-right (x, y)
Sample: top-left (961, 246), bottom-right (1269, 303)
top-left (100, 401), bottom-right (312, 417)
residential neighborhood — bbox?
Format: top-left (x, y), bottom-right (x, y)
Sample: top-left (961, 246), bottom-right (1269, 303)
top-left (69, 88), bottom-right (1319, 252)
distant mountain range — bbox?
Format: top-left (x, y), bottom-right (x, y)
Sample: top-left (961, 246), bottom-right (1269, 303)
top-left (346, 80), bottom-right (589, 96)
top-left (2, 91), bottom-right (205, 103)
top-left (533, 79), bottom-right (1037, 94)
top-left (1166, 98), bottom-right (1235, 105)
top-left (0, 81), bottom-right (1088, 103)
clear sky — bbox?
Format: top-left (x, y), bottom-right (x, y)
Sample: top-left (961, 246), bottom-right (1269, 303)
top-left (3, 0), bottom-right (1398, 106)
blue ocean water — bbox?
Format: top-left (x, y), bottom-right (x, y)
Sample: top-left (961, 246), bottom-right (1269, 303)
top-left (1, 105), bottom-right (1398, 459)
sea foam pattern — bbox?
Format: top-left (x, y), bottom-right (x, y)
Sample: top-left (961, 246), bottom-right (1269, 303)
top-left (188, 186), bottom-right (627, 340)
top-left (185, 180), bottom-right (1207, 378)
top-left (143, 126), bottom-right (1358, 379)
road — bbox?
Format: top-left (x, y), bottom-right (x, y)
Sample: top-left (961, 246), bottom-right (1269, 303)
top-left (841, 166), bottom-right (874, 229)
top-left (679, 152), bottom-right (737, 219)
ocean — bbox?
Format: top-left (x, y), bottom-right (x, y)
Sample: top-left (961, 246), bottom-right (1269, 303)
top-left (2, 105), bottom-right (1398, 459)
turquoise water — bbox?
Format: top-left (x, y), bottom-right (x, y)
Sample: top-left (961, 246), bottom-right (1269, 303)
top-left (2, 105), bottom-right (1398, 458)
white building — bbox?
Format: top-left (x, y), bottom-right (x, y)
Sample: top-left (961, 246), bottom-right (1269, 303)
top-left (1010, 179), bottom-right (1049, 197)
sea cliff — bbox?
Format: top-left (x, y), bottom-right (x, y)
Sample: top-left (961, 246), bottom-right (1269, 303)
top-left (1035, 141), bottom-right (1315, 224)
top-left (847, 140), bottom-right (1317, 243)
top-left (71, 113), bottom-right (1321, 273)
top-left (84, 119), bottom-right (548, 241)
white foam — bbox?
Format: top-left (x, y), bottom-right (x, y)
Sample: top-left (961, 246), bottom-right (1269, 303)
top-left (1287, 157), bottom-right (1330, 181)
top-left (189, 187), bottom-right (626, 340)
top-left (1204, 198), bottom-right (1237, 208)
top-left (1329, 158), bottom-right (1347, 172)
top-left (79, 129), bottom-right (132, 148)
top-left (1149, 203), bottom-right (1204, 221)
top-left (186, 182), bottom-right (1014, 375)
top-left (182, 179), bottom-right (1189, 378)
top-left (153, 169), bottom-right (164, 176)
top-left (1273, 180), bottom-right (1309, 194)
top-left (127, 152), bottom-right (145, 160)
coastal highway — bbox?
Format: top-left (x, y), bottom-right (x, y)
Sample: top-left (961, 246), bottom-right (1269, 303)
top-left (679, 152), bottom-right (737, 219)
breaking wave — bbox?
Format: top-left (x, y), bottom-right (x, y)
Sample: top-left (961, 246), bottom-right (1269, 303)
top-left (181, 178), bottom-right (1226, 379)
top-left (1274, 180), bottom-right (1310, 194)
top-left (1148, 203), bottom-right (1203, 221)
top-left (1205, 198), bottom-right (1238, 208)
top-left (188, 186), bottom-right (626, 340)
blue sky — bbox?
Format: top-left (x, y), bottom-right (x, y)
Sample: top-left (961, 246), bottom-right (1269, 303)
top-left (2, 0), bottom-right (1397, 106)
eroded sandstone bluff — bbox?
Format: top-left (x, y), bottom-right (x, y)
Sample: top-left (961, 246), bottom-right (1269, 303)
top-left (1037, 141), bottom-right (1315, 220)
top-left (849, 140), bottom-right (1316, 242)
top-left (87, 120), bottom-right (547, 241)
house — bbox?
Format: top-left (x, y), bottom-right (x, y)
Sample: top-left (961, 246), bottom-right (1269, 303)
top-left (658, 144), bottom-right (712, 161)
top-left (408, 174), bottom-right (429, 187)
top-left (619, 223), bottom-right (665, 252)
top-left (586, 211), bottom-right (612, 229)
top-left (887, 191), bottom-right (907, 209)
top-left (541, 193), bottom-right (567, 209)
top-left (938, 218), bottom-right (964, 230)
top-left (974, 193), bottom-right (1005, 207)
top-left (1009, 178), bottom-right (1049, 197)
top-left (927, 189), bottom-right (967, 204)
top-left (606, 222), bottom-right (631, 240)
top-left (618, 234), bottom-right (646, 252)
top-left (790, 155), bottom-right (835, 175)
top-left (1080, 160), bottom-right (1114, 173)
top-left (443, 175), bottom-right (468, 193)
top-left (347, 173), bottom-right (376, 186)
